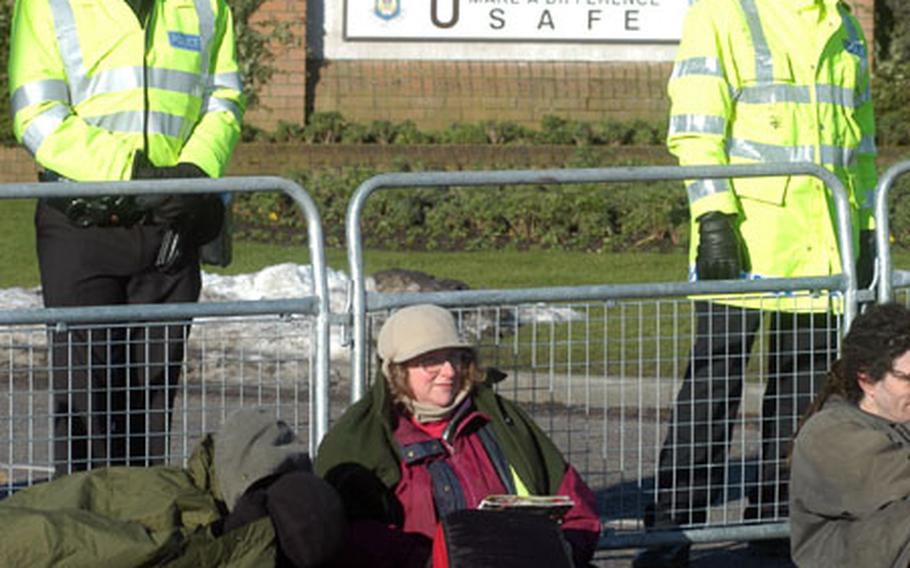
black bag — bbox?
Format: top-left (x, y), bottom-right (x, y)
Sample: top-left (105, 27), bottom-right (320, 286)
top-left (433, 509), bottom-right (574, 568)
top-left (200, 195), bottom-right (233, 267)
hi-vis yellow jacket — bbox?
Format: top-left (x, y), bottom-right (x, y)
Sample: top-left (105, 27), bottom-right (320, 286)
top-left (8, 0), bottom-right (244, 181)
top-left (669, 0), bottom-right (876, 312)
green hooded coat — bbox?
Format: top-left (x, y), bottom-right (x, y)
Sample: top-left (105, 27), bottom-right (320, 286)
top-left (0, 435), bottom-right (277, 567)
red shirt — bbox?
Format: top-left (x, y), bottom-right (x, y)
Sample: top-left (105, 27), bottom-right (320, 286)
top-left (394, 410), bottom-right (511, 540)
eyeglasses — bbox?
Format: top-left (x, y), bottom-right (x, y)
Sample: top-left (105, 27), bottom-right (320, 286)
top-left (890, 367), bottom-right (910, 382)
top-left (409, 350), bottom-right (474, 374)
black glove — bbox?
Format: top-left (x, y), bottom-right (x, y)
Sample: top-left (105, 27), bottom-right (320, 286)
top-left (265, 471), bottom-right (346, 568)
top-left (695, 211), bottom-right (745, 280)
top-left (131, 150), bottom-right (208, 180)
top-left (221, 470), bottom-right (346, 568)
top-left (857, 229), bottom-right (876, 289)
top-left (132, 150), bottom-right (223, 243)
top-left (148, 193), bottom-right (225, 244)
top-left (131, 150), bottom-right (224, 273)
top-left (150, 195), bottom-right (225, 274)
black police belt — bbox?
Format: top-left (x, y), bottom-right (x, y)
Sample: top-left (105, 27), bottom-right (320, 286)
top-left (39, 170), bottom-right (151, 228)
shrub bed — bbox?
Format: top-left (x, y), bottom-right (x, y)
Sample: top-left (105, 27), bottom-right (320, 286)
top-left (235, 151), bottom-right (689, 253)
top-left (233, 146), bottom-right (910, 253)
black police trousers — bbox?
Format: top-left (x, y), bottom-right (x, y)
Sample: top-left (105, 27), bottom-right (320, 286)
top-left (35, 201), bottom-right (201, 476)
top-left (646, 301), bottom-right (836, 527)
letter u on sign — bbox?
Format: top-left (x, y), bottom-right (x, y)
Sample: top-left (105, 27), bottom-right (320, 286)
top-left (431, 0), bottom-right (459, 28)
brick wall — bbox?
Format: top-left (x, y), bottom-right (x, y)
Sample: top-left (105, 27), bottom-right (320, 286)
top-left (243, 0), bottom-right (308, 129)
top-left (310, 60), bottom-right (673, 130)
top-left (248, 1), bottom-right (876, 131)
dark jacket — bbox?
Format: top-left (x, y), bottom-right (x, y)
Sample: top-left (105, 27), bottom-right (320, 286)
top-left (314, 370), bottom-right (601, 566)
top-left (790, 395), bottom-right (910, 568)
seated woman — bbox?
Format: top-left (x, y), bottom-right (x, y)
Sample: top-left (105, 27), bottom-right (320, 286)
top-left (315, 304), bottom-right (601, 567)
top-left (790, 302), bottom-right (910, 567)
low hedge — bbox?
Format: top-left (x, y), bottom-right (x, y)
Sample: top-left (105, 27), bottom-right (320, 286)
top-left (242, 113), bottom-right (668, 147)
top-left (234, 151), bottom-right (692, 253)
top-left (233, 147), bottom-right (910, 253)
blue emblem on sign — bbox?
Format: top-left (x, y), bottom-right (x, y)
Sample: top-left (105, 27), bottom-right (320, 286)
top-left (168, 31), bottom-right (202, 52)
top-left (375, 0), bottom-right (400, 20)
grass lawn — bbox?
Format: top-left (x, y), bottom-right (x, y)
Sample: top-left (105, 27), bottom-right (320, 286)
top-left (0, 198), bottom-right (687, 289)
top-left (6, 198), bottom-right (910, 381)
top-left (0, 199), bottom-right (39, 287)
top-left (5, 197), bottom-right (910, 290)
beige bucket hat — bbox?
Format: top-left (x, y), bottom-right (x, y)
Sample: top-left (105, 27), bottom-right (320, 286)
top-left (377, 304), bottom-right (472, 378)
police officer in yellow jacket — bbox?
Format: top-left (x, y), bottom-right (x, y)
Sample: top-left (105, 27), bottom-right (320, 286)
top-left (8, 0), bottom-right (244, 475)
top-left (636, 1), bottom-right (876, 566)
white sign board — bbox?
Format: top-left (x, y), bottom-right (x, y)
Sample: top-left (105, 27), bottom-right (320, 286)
top-left (344, 0), bottom-right (689, 43)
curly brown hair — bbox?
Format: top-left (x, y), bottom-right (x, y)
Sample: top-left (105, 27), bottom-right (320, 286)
top-left (806, 302), bottom-right (910, 416)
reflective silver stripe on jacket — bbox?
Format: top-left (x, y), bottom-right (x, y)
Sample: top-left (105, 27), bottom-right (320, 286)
top-left (84, 110), bottom-right (186, 138)
top-left (728, 138), bottom-right (812, 163)
top-left (816, 84), bottom-right (856, 108)
top-left (819, 145), bottom-right (855, 168)
top-left (149, 68), bottom-right (205, 97)
top-left (15, 68), bottom-right (236, 112)
top-left (194, 0), bottom-right (222, 122)
top-left (81, 67), bottom-right (204, 105)
top-left (10, 79), bottom-right (69, 117)
top-left (736, 84), bottom-right (810, 105)
top-left (48, 0), bottom-right (83, 99)
top-left (50, 0), bottom-right (215, 99)
top-left (194, 0), bottom-right (214, 79)
top-left (736, 83), bottom-right (857, 108)
top-left (671, 57), bottom-right (723, 80)
top-left (22, 104), bottom-right (70, 155)
top-left (687, 178), bottom-right (731, 204)
top-left (858, 135), bottom-right (876, 155)
top-left (668, 114), bottom-right (726, 136)
top-left (740, 0), bottom-right (773, 82)
top-left (206, 71), bottom-right (244, 121)
top-left (206, 97), bottom-right (243, 122)
top-left (46, 0), bottom-right (217, 140)
top-left (80, 67), bottom-right (142, 105)
top-left (213, 72), bottom-right (243, 93)
top-left (728, 138), bottom-right (858, 168)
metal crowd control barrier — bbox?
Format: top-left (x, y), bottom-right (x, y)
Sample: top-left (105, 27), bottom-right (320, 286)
top-left (344, 163), bottom-right (858, 549)
top-left (0, 176), bottom-right (330, 487)
top-left (874, 160), bottom-right (910, 304)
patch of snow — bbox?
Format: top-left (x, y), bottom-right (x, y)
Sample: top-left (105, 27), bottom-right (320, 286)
top-left (0, 263), bottom-right (581, 365)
